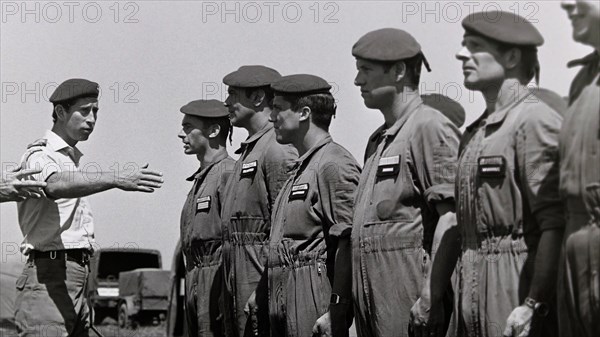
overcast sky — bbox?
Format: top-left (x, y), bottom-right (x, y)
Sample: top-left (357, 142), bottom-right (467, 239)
top-left (1, 1), bottom-right (592, 268)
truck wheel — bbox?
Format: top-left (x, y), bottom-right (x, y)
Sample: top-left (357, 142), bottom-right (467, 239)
top-left (118, 303), bottom-right (128, 329)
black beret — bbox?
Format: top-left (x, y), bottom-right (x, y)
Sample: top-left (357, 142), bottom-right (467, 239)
top-left (352, 28), bottom-right (420, 61)
top-left (352, 28), bottom-right (431, 71)
top-left (422, 94), bottom-right (466, 128)
top-left (223, 65), bottom-right (281, 88)
top-left (271, 74), bottom-right (331, 95)
top-left (180, 99), bottom-right (228, 118)
top-left (462, 11), bottom-right (544, 47)
top-left (49, 78), bottom-right (99, 103)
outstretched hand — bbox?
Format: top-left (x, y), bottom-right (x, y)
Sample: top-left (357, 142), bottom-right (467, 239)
top-left (116, 163), bottom-right (164, 193)
top-left (1, 168), bottom-right (47, 202)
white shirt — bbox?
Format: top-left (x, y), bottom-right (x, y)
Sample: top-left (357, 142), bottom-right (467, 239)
top-left (17, 130), bottom-right (95, 253)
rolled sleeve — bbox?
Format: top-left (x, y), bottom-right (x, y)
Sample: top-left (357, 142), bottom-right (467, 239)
top-left (411, 112), bottom-right (460, 206)
top-left (317, 150), bottom-right (361, 238)
top-left (517, 106), bottom-right (565, 231)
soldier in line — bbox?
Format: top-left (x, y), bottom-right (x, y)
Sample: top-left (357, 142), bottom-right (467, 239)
top-left (558, 1), bottom-right (600, 336)
top-left (413, 11), bottom-right (566, 337)
top-left (14, 78), bottom-right (163, 337)
top-left (345, 28), bottom-right (461, 337)
top-left (220, 66), bottom-right (298, 337)
top-left (263, 74), bottom-right (360, 337)
top-left (178, 100), bottom-right (235, 337)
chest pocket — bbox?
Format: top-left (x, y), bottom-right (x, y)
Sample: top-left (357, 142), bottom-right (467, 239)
top-left (289, 183), bottom-right (309, 201)
top-left (478, 156), bottom-right (506, 179)
top-left (240, 160), bottom-right (258, 178)
top-left (196, 196), bottom-right (211, 213)
top-left (377, 155), bottom-right (400, 178)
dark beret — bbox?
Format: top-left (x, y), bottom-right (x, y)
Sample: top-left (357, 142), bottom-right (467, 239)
top-left (352, 28), bottom-right (422, 62)
top-left (422, 94), bottom-right (466, 128)
top-left (49, 78), bottom-right (99, 103)
top-left (223, 65), bottom-right (281, 88)
top-left (462, 11), bottom-right (544, 47)
top-left (180, 99), bottom-right (228, 118)
top-left (271, 74), bottom-right (331, 95)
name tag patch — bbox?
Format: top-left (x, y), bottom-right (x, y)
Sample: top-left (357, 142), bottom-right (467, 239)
top-left (241, 161), bottom-right (258, 177)
top-left (377, 155), bottom-right (400, 177)
top-left (478, 156), bottom-right (505, 178)
top-left (289, 183), bottom-right (309, 200)
top-left (196, 196), bottom-right (211, 212)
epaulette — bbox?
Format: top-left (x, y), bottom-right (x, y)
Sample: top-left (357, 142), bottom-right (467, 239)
top-left (20, 138), bottom-right (48, 169)
top-left (26, 138), bottom-right (47, 149)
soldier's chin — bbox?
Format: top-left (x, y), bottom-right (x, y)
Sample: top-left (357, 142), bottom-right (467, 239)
top-left (362, 98), bottom-right (380, 110)
top-left (463, 80), bottom-right (479, 91)
top-left (275, 134), bottom-right (290, 145)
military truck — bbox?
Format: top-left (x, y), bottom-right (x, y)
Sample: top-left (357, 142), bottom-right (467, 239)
top-left (88, 248), bottom-right (163, 324)
top-left (117, 268), bottom-right (170, 328)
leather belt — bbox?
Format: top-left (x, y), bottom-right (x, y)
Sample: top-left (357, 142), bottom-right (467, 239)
top-left (29, 249), bottom-right (91, 265)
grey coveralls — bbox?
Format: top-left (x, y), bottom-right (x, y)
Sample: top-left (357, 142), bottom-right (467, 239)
top-left (221, 124), bottom-right (297, 337)
top-left (352, 96), bottom-right (460, 337)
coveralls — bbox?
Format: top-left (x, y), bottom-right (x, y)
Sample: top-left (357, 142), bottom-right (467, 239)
top-left (181, 153), bottom-right (235, 337)
top-left (558, 52), bottom-right (600, 337)
top-left (221, 124), bottom-right (297, 337)
top-left (352, 96), bottom-right (460, 337)
top-left (268, 136), bottom-right (360, 337)
top-left (455, 88), bottom-right (564, 337)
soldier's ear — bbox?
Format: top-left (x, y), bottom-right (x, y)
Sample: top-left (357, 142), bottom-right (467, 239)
top-left (251, 89), bottom-right (266, 107)
top-left (394, 61), bottom-right (407, 82)
top-left (503, 47), bottom-right (521, 71)
top-left (298, 106), bottom-right (311, 122)
top-left (54, 104), bottom-right (68, 121)
top-left (207, 124), bottom-right (221, 139)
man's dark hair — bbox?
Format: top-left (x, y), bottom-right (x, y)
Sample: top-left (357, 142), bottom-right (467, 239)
top-left (379, 53), bottom-right (424, 88)
top-left (281, 93), bottom-right (337, 130)
top-left (51, 95), bottom-right (98, 123)
top-left (244, 86), bottom-right (276, 108)
top-left (496, 43), bottom-right (540, 83)
top-left (198, 116), bottom-right (232, 143)
top-left (52, 101), bottom-right (73, 123)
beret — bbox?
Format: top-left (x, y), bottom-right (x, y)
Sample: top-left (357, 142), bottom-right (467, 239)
top-left (223, 65), bottom-right (281, 88)
top-left (421, 94), bottom-right (466, 128)
top-left (462, 11), bottom-right (544, 46)
top-left (352, 28), bottom-right (431, 71)
top-left (271, 74), bottom-right (331, 95)
top-left (180, 99), bottom-right (228, 118)
top-left (49, 78), bottom-right (99, 103)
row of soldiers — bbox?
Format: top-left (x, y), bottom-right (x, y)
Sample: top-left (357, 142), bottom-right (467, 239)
top-left (5, 3), bottom-right (599, 337)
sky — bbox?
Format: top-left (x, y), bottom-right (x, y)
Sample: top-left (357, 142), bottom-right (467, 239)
top-left (0, 0), bottom-right (593, 269)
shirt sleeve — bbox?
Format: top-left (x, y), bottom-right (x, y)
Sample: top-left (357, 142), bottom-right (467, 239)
top-left (24, 149), bottom-right (60, 183)
top-left (316, 148), bottom-right (361, 239)
top-left (517, 104), bottom-right (565, 231)
top-left (410, 110), bottom-right (461, 207)
top-left (263, 143), bottom-right (298, 211)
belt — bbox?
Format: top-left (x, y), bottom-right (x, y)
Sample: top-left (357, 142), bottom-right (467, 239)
top-left (29, 249), bottom-right (91, 265)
